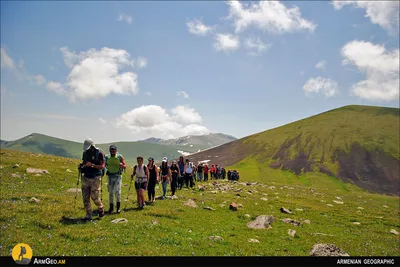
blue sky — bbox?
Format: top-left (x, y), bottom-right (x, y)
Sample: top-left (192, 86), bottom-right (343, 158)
top-left (1, 1), bottom-right (399, 143)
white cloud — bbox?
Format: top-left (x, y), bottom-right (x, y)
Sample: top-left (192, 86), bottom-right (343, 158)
top-left (315, 60), bottom-right (326, 70)
top-left (136, 57), bottom-right (148, 68)
top-left (1, 48), bottom-right (16, 69)
top-left (226, 1), bottom-right (316, 34)
top-left (33, 75), bottom-right (46, 85)
top-left (244, 36), bottom-right (271, 55)
top-left (213, 33), bottom-right (240, 52)
top-left (45, 47), bottom-right (141, 101)
top-left (303, 77), bottom-right (339, 98)
top-left (332, 1), bottom-right (399, 34)
top-left (177, 91), bottom-right (189, 99)
top-left (144, 92), bottom-right (152, 96)
top-left (186, 18), bottom-right (214, 36)
top-left (117, 13), bottom-right (133, 24)
top-left (116, 105), bottom-right (209, 139)
top-left (99, 118), bottom-right (107, 124)
top-left (341, 40), bottom-right (399, 101)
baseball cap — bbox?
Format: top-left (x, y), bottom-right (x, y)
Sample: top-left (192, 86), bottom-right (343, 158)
top-left (148, 157), bottom-right (154, 161)
top-left (83, 138), bottom-right (94, 151)
top-left (162, 157), bottom-right (168, 162)
top-left (109, 145), bottom-right (117, 151)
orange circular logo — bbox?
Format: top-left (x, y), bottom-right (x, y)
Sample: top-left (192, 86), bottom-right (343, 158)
top-left (11, 243), bottom-right (32, 265)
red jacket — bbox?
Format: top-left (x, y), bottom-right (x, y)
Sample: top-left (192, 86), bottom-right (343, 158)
top-left (204, 165), bottom-right (209, 174)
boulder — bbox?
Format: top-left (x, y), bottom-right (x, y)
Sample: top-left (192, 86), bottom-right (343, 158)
top-left (280, 207), bottom-right (292, 214)
top-left (29, 197), bottom-right (40, 204)
top-left (111, 218), bottom-right (128, 224)
top-left (309, 244), bottom-right (349, 256)
top-left (184, 199), bottom-right (198, 208)
top-left (281, 218), bottom-right (302, 227)
top-left (229, 202), bottom-right (238, 211)
top-left (26, 168), bottom-right (49, 174)
top-left (247, 215), bottom-right (275, 229)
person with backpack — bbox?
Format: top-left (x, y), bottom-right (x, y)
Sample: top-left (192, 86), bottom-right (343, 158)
top-left (131, 156), bottom-right (149, 209)
top-left (78, 138), bottom-right (105, 220)
top-left (221, 167), bottom-right (226, 180)
top-left (197, 163), bottom-right (204, 182)
top-left (210, 165), bottom-right (216, 179)
top-left (203, 164), bottom-right (209, 182)
top-left (177, 156), bottom-right (185, 190)
top-left (170, 160), bottom-right (180, 196)
top-left (183, 159), bottom-right (193, 188)
top-left (160, 157), bottom-right (171, 199)
top-left (147, 157), bottom-right (159, 203)
top-left (104, 145), bottom-right (126, 214)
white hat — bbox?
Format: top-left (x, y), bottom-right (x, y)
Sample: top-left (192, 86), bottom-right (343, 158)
top-left (83, 138), bottom-right (94, 151)
top-left (162, 157), bottom-right (168, 162)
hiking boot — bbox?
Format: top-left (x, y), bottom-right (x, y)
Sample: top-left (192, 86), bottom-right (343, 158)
top-left (108, 203), bottom-right (114, 214)
top-left (98, 207), bottom-right (105, 218)
top-left (116, 202), bottom-right (121, 213)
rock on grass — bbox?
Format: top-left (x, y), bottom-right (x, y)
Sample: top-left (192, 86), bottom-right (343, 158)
top-left (309, 244), bottom-right (349, 256)
top-left (280, 218), bottom-right (302, 226)
top-left (280, 207), bottom-right (292, 214)
top-left (208, 236), bottom-right (224, 242)
top-left (29, 197), bottom-right (40, 204)
top-left (247, 215), bottom-right (275, 229)
top-left (26, 168), bottom-right (49, 174)
top-left (184, 199), bottom-right (198, 208)
top-left (248, 238), bottom-right (259, 243)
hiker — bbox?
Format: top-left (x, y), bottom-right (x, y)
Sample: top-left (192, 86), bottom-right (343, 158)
top-left (170, 160), bottom-right (180, 196)
top-left (78, 138), bottom-right (105, 220)
top-left (228, 170), bottom-right (232, 180)
top-left (203, 163), bottom-right (209, 182)
top-left (184, 159), bottom-right (193, 188)
top-left (177, 156), bottom-right (185, 190)
top-left (210, 164), bottom-right (215, 179)
top-left (197, 163), bottom-right (204, 182)
top-left (221, 167), bottom-right (226, 180)
top-left (147, 157), bottom-right (159, 203)
top-left (131, 156), bottom-right (149, 209)
top-left (160, 157), bottom-right (171, 199)
top-left (192, 164), bottom-right (197, 182)
top-left (105, 145), bottom-right (126, 214)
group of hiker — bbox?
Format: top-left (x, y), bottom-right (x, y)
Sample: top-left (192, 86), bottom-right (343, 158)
top-left (77, 138), bottom-right (238, 220)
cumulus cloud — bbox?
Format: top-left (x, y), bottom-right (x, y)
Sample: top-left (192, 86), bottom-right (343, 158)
top-left (116, 105), bottom-right (209, 139)
top-left (186, 18), bottom-right (214, 36)
top-left (213, 33), bottom-right (240, 52)
top-left (33, 75), bottom-right (46, 85)
top-left (303, 77), bottom-right (339, 98)
top-left (136, 57), bottom-right (148, 68)
top-left (45, 47), bottom-right (142, 101)
top-left (315, 60), bottom-right (326, 70)
top-left (332, 1), bottom-right (399, 35)
top-left (341, 40), bottom-right (399, 101)
top-left (1, 48), bottom-right (16, 69)
top-left (225, 1), bottom-right (316, 34)
top-left (177, 91), bottom-right (189, 99)
top-left (117, 13), bottom-right (133, 24)
top-left (244, 36), bottom-right (271, 56)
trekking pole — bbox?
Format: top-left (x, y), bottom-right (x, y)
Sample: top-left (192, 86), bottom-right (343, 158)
top-left (74, 170), bottom-right (81, 209)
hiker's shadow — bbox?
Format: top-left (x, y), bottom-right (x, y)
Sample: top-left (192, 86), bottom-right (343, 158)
top-left (59, 216), bottom-right (100, 225)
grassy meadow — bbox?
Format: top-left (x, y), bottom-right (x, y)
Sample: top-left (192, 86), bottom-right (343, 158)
top-left (1, 149), bottom-right (399, 257)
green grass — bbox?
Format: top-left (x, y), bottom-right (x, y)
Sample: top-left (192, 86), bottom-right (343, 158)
top-left (1, 149), bottom-right (399, 257)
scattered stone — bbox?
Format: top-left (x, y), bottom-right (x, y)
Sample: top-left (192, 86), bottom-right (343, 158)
top-left (357, 207), bottom-right (364, 210)
top-left (29, 197), bottom-right (40, 204)
top-left (66, 169), bottom-right (74, 173)
top-left (244, 214), bottom-right (251, 218)
top-left (352, 222), bottom-right (361, 225)
top-left (288, 229), bottom-right (296, 237)
top-left (333, 200), bottom-right (344, 204)
top-left (390, 229), bottom-right (399, 235)
top-left (356, 210), bottom-right (362, 213)
top-left (246, 192), bottom-right (253, 195)
top-left (280, 207), bottom-right (292, 214)
top-left (383, 205), bottom-right (388, 208)
top-left (111, 218), bottom-right (128, 224)
top-left (184, 199), bottom-right (198, 208)
top-left (203, 207), bottom-right (215, 211)
top-left (304, 220), bottom-right (311, 224)
top-left (314, 233), bottom-right (336, 237)
top-left (198, 185), bottom-right (206, 191)
top-left (260, 198), bottom-right (268, 201)
top-left (26, 168), bottom-right (49, 174)
top-left (281, 218), bottom-right (302, 226)
top-left (309, 244), bottom-right (349, 256)
top-left (320, 200), bottom-right (326, 203)
top-left (238, 204), bottom-right (243, 208)
top-left (171, 195), bottom-right (178, 200)
top-left (13, 164), bottom-right (20, 168)
top-left (229, 202), bottom-right (238, 211)
top-left (326, 204), bottom-right (334, 207)
top-left (268, 186), bottom-right (275, 190)
top-left (262, 193), bottom-right (268, 196)
top-left (296, 209), bottom-right (304, 212)
top-left (219, 204), bottom-right (225, 208)
top-left (66, 188), bottom-right (81, 193)
top-left (11, 173), bottom-right (22, 178)
top-left (247, 215), bottom-right (275, 229)
top-left (238, 182), bottom-right (247, 186)
top-left (248, 238), bottom-right (259, 243)
top-left (0, 165), bottom-right (3, 169)
top-left (210, 190), bottom-right (218, 194)
top-left (234, 188), bottom-right (242, 192)
top-left (208, 236), bottom-right (224, 242)
top-left (288, 187), bottom-right (294, 190)
top-left (335, 196), bottom-right (342, 200)
top-left (152, 220), bottom-right (159, 225)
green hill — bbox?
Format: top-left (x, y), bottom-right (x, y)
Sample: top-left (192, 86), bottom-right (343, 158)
top-left (187, 105), bottom-right (400, 196)
top-left (0, 149), bottom-right (398, 256)
top-left (0, 133), bottom-right (203, 165)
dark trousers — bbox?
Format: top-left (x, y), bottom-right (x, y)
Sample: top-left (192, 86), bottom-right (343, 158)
top-left (184, 173), bottom-right (194, 188)
top-left (204, 173), bottom-right (209, 182)
top-left (147, 182), bottom-right (156, 200)
top-left (171, 176), bottom-right (178, 195)
top-left (178, 175), bottom-right (184, 189)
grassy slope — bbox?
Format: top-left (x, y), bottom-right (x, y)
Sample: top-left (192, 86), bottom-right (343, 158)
top-left (1, 149), bottom-right (399, 256)
top-left (0, 133), bottom-right (200, 164)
